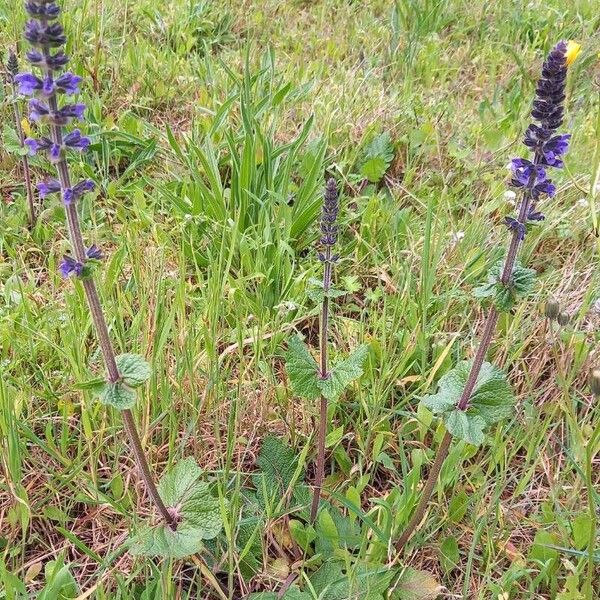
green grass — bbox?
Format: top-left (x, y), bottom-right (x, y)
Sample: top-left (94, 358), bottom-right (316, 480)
top-left (1, 0), bottom-right (599, 598)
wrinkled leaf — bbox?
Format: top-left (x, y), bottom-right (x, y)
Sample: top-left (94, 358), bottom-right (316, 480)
top-left (98, 381), bottom-right (136, 410)
top-left (421, 360), bottom-right (514, 445)
top-left (321, 345), bottom-right (369, 401)
top-left (130, 457), bottom-right (221, 558)
top-left (474, 260), bottom-right (536, 312)
top-left (285, 336), bottom-right (321, 400)
top-left (115, 353), bottom-right (152, 388)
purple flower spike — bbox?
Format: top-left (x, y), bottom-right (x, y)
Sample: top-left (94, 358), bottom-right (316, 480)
top-left (49, 144), bottom-right (62, 163)
top-left (504, 42), bottom-right (573, 240)
top-left (63, 129), bottom-right (91, 152)
top-left (14, 72), bottom-right (42, 95)
top-left (26, 49), bottom-right (69, 71)
top-left (55, 72), bottom-right (82, 95)
top-left (24, 19), bottom-right (66, 48)
top-left (86, 245), bottom-right (103, 260)
top-left (504, 216), bottom-right (527, 241)
top-left (63, 179), bottom-right (95, 205)
top-left (25, 1), bottom-right (61, 19)
top-left (29, 98), bottom-right (50, 121)
top-left (59, 255), bottom-right (84, 278)
top-left (37, 179), bottom-right (62, 198)
top-left (51, 103), bottom-right (86, 125)
top-left (25, 136), bottom-right (53, 155)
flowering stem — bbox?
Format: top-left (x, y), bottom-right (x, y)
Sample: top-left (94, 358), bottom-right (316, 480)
top-left (395, 156), bottom-right (542, 550)
top-left (44, 69), bottom-right (174, 529)
top-left (310, 246), bottom-right (332, 523)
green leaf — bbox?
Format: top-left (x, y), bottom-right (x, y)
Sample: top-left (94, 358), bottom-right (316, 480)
top-left (421, 360), bottom-right (515, 445)
top-left (467, 362), bottom-right (515, 424)
top-left (571, 513), bottom-right (592, 550)
top-left (129, 521), bottom-right (203, 559)
top-left (448, 490), bottom-right (469, 523)
top-left (115, 353), bottom-right (152, 388)
top-left (360, 132), bottom-right (394, 183)
top-left (2, 124), bottom-right (29, 156)
top-left (289, 519), bottom-right (316, 553)
top-left (444, 410), bottom-right (485, 445)
top-left (394, 567), bottom-right (442, 600)
top-left (361, 157), bottom-right (388, 183)
top-left (73, 378), bottom-right (107, 394)
top-left (285, 336), bottom-right (321, 400)
top-left (310, 561), bottom-right (397, 600)
top-left (130, 458), bottom-right (222, 558)
top-left (38, 556), bottom-right (79, 600)
top-left (321, 345), bottom-right (369, 401)
top-left (439, 536), bottom-right (460, 573)
top-left (255, 435), bottom-right (298, 497)
top-left (474, 260), bottom-right (536, 312)
top-left (98, 382), bottom-right (136, 410)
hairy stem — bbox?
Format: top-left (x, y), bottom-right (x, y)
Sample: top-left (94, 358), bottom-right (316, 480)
top-left (10, 80), bottom-right (36, 226)
top-left (45, 74), bottom-right (173, 528)
top-left (395, 159), bottom-right (540, 551)
top-left (310, 248), bottom-right (332, 522)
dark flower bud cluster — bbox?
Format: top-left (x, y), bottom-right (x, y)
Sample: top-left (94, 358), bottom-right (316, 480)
top-left (504, 41), bottom-right (577, 240)
top-left (318, 178), bottom-right (340, 262)
top-left (17, 0), bottom-right (99, 271)
top-left (7, 51), bottom-right (19, 79)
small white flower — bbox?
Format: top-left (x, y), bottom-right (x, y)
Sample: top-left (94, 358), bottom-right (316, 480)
top-left (451, 231), bottom-right (465, 243)
top-left (504, 190), bottom-right (517, 200)
top-left (577, 198), bottom-right (589, 208)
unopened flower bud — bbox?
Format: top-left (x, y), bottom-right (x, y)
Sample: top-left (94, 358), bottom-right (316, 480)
top-left (544, 298), bottom-right (560, 320)
top-left (557, 311), bottom-right (571, 326)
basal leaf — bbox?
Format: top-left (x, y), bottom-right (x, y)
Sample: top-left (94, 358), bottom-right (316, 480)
top-left (129, 520), bottom-right (206, 559)
top-left (361, 157), bottom-right (388, 183)
top-left (99, 382), bottom-right (136, 410)
top-left (255, 436), bottom-right (298, 498)
top-left (310, 561), bottom-right (397, 600)
top-left (320, 344), bottom-right (369, 401)
top-left (115, 353), bottom-right (152, 388)
top-left (130, 458), bottom-right (222, 558)
top-left (158, 457), bottom-right (202, 506)
top-left (285, 336), bottom-right (321, 400)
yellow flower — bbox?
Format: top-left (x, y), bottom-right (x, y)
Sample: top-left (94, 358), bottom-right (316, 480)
top-left (21, 117), bottom-right (31, 137)
top-left (565, 41), bottom-right (581, 66)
